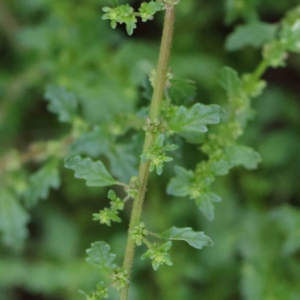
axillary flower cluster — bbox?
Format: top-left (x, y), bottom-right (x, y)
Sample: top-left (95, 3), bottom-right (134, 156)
top-left (102, 0), bottom-right (179, 35)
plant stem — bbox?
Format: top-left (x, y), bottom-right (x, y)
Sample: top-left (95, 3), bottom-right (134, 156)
top-left (252, 59), bottom-right (269, 82)
top-left (120, 6), bottom-right (176, 300)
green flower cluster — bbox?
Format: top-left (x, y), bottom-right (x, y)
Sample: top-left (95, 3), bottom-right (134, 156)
top-left (141, 241), bottom-right (173, 270)
top-left (125, 176), bottom-right (139, 199)
top-left (92, 190), bottom-right (124, 226)
top-left (80, 283), bottom-right (108, 300)
top-left (110, 268), bottom-right (129, 290)
top-left (131, 222), bottom-right (148, 246)
top-left (141, 134), bottom-right (178, 175)
top-left (139, 2), bottom-right (164, 22)
top-left (149, 68), bottom-right (173, 88)
top-left (87, 289), bottom-right (108, 300)
top-left (102, 1), bottom-right (164, 35)
top-left (102, 4), bottom-right (136, 35)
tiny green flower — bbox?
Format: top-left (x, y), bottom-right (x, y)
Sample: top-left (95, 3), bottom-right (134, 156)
top-left (141, 134), bottom-right (177, 175)
top-left (96, 282), bottom-right (109, 299)
top-left (141, 241), bottom-right (173, 270)
top-left (111, 198), bottom-right (124, 211)
top-left (131, 222), bottom-right (148, 246)
top-left (107, 190), bottom-right (124, 211)
top-left (189, 183), bottom-right (201, 199)
top-left (110, 268), bottom-right (129, 290)
top-left (102, 4), bottom-right (137, 35)
top-left (125, 176), bottom-right (139, 199)
top-left (87, 291), bottom-right (100, 300)
top-left (139, 1), bottom-right (164, 22)
top-left (92, 208), bottom-right (121, 226)
top-left (107, 189), bottom-right (117, 201)
top-left (149, 69), bottom-right (157, 87)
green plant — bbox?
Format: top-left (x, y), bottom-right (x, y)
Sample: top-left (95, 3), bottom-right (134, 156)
top-left (64, 2), bottom-right (300, 299)
top-left (1, 1), bottom-right (300, 300)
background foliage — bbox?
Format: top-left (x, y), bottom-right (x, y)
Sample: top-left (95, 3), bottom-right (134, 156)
top-left (1, 0), bottom-right (300, 299)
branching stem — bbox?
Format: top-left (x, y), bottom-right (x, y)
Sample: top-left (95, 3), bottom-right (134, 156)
top-left (119, 6), bottom-right (176, 300)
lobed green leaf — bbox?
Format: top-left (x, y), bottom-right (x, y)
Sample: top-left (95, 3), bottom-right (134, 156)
top-left (167, 166), bottom-right (194, 197)
top-left (160, 226), bottom-right (213, 249)
top-left (168, 78), bottom-right (197, 104)
top-left (226, 22), bottom-right (278, 51)
top-left (64, 156), bottom-right (117, 187)
top-left (168, 103), bottom-right (224, 133)
top-left (195, 192), bottom-right (222, 221)
top-left (0, 188), bottom-right (30, 251)
top-left (219, 67), bottom-right (247, 102)
top-left (70, 127), bottom-right (109, 158)
top-left (71, 128), bottom-right (138, 182)
top-left (25, 160), bottom-right (61, 207)
top-left (107, 144), bottom-right (138, 182)
top-left (44, 85), bottom-right (78, 123)
top-left (86, 241), bottom-right (116, 270)
top-left (211, 144), bottom-right (262, 176)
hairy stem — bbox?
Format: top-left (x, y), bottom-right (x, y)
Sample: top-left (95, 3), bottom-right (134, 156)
top-left (120, 6), bottom-right (176, 300)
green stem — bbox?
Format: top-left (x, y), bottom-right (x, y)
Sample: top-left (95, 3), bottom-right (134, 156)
top-left (119, 6), bottom-right (176, 300)
top-left (147, 231), bottom-right (162, 239)
top-left (244, 59), bottom-right (269, 95)
top-left (252, 59), bottom-right (269, 82)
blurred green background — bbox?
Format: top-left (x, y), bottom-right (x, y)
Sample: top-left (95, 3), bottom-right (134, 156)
top-left (1, 0), bottom-right (300, 299)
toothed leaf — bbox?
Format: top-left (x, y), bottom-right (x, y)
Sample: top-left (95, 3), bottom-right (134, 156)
top-left (64, 156), bottom-right (117, 187)
top-left (168, 103), bottom-right (223, 133)
top-left (160, 226), bottom-right (213, 249)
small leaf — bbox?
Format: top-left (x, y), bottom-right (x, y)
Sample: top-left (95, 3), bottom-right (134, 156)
top-left (168, 78), bottom-right (197, 105)
top-left (211, 145), bottom-right (262, 176)
top-left (195, 192), bottom-right (222, 221)
top-left (64, 156), bottom-right (117, 187)
top-left (168, 103), bottom-right (223, 133)
top-left (139, 1), bottom-right (163, 22)
top-left (229, 145), bottom-right (262, 169)
top-left (86, 241), bottom-right (116, 270)
top-left (226, 22), bottom-right (278, 51)
top-left (219, 67), bottom-right (247, 103)
top-left (70, 127), bottom-right (109, 158)
top-left (71, 129), bottom-right (138, 182)
top-left (108, 190), bottom-right (117, 201)
top-left (126, 21), bottom-right (136, 36)
top-left (25, 160), bottom-right (60, 207)
top-left (0, 188), bottom-right (30, 251)
top-left (160, 226), bottom-right (213, 249)
top-left (107, 144), bottom-right (138, 182)
top-left (44, 85), bottom-right (78, 123)
top-left (167, 166), bottom-right (194, 197)
top-left (280, 20), bottom-right (300, 53)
